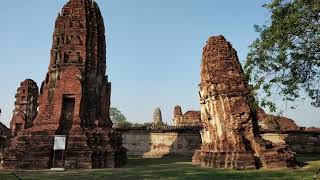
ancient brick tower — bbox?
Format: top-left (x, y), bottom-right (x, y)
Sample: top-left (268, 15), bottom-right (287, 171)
top-left (3, 0), bottom-right (127, 169)
top-left (192, 35), bottom-right (296, 169)
top-left (10, 79), bottom-right (38, 136)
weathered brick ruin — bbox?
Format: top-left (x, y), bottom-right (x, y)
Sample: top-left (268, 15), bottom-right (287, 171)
top-left (153, 107), bottom-right (163, 125)
top-left (0, 108), bottom-right (11, 169)
top-left (0, 122), bottom-right (10, 169)
top-left (192, 35), bottom-right (296, 169)
top-left (10, 79), bottom-right (39, 136)
top-left (173, 105), bottom-right (201, 126)
top-left (306, 127), bottom-right (320, 132)
top-left (257, 108), bottom-right (299, 132)
top-left (0, 122), bottom-right (11, 150)
top-left (3, 0), bottom-right (126, 169)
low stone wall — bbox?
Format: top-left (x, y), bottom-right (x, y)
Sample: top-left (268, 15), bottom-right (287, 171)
top-left (117, 127), bottom-right (320, 158)
top-left (117, 127), bottom-right (201, 158)
top-left (261, 131), bottom-right (320, 155)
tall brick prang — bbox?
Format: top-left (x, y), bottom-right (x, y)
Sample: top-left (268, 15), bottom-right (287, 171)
top-left (192, 35), bottom-right (296, 169)
top-left (10, 79), bottom-right (38, 136)
top-left (3, 0), bottom-right (127, 169)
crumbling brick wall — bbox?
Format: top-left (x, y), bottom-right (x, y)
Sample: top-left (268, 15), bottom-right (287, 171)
top-left (173, 105), bottom-right (201, 126)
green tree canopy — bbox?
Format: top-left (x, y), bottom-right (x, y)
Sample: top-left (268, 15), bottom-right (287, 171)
top-left (110, 107), bottom-right (127, 125)
top-left (245, 0), bottom-right (320, 111)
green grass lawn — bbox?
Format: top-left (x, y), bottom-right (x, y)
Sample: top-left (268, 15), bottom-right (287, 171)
top-left (0, 156), bottom-right (319, 180)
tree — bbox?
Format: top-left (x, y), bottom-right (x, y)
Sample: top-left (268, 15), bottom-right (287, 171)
top-left (109, 107), bottom-right (127, 126)
top-left (245, 0), bottom-right (320, 111)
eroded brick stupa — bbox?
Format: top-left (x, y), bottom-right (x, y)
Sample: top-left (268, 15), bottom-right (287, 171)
top-left (192, 35), bottom-right (296, 169)
top-left (3, 0), bottom-right (127, 169)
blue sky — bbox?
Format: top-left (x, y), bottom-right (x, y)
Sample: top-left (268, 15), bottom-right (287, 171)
top-left (0, 0), bottom-right (319, 127)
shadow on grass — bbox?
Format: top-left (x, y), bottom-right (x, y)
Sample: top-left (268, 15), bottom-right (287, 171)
top-left (0, 157), bottom-right (319, 180)
top-left (125, 156), bottom-right (191, 167)
top-left (297, 155), bottom-right (320, 162)
top-left (296, 155), bottom-right (320, 168)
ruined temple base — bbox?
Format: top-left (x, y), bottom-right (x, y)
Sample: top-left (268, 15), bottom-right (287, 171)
top-left (192, 140), bottom-right (297, 169)
top-left (192, 150), bottom-right (257, 169)
top-left (257, 144), bottom-right (297, 169)
top-left (3, 127), bottom-right (127, 170)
